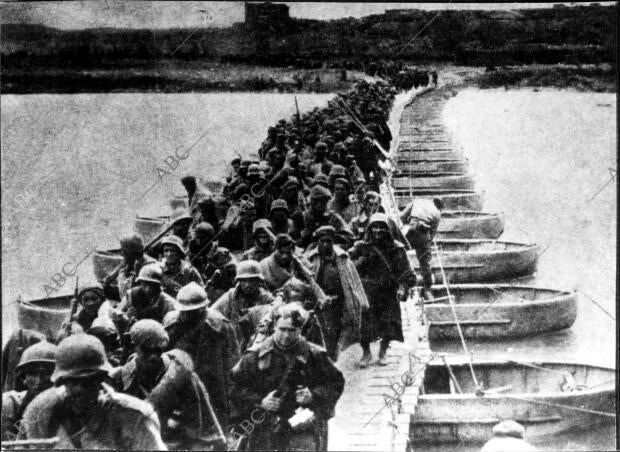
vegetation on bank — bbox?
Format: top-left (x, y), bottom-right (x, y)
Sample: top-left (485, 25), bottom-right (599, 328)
top-left (474, 64), bottom-right (616, 92)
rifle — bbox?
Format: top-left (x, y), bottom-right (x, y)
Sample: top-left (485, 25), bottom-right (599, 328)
top-left (100, 221), bottom-right (176, 286)
top-left (272, 357), bottom-right (305, 434)
top-left (294, 96), bottom-right (303, 137)
top-left (64, 276), bottom-right (79, 336)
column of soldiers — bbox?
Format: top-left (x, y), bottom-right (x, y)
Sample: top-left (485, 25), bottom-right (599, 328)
top-left (2, 80), bottom-right (444, 451)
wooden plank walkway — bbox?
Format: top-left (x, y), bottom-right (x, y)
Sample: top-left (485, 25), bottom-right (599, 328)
top-left (328, 85), bottom-right (454, 451)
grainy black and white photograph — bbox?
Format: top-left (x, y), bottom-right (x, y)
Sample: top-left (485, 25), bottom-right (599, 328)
top-left (0, 1), bottom-right (617, 451)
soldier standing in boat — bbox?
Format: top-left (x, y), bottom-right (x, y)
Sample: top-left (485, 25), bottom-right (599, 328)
top-left (230, 304), bottom-right (345, 451)
top-left (400, 197), bottom-right (444, 301)
top-left (349, 213), bottom-right (416, 367)
top-left (23, 334), bottom-right (167, 449)
top-left (181, 175), bottom-right (212, 226)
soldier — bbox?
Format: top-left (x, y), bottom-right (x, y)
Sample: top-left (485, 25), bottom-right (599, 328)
top-left (2, 341), bottom-right (57, 441)
top-left (211, 260), bottom-right (274, 352)
top-left (181, 175), bottom-right (212, 225)
top-left (164, 282), bottom-right (240, 429)
top-left (327, 177), bottom-right (362, 224)
top-left (349, 213), bottom-right (416, 367)
top-left (2, 329), bottom-right (46, 391)
top-left (110, 319), bottom-right (218, 448)
top-left (310, 142), bottom-right (333, 176)
top-left (481, 420), bottom-right (538, 451)
top-left (260, 234), bottom-right (315, 292)
top-left (350, 191), bottom-right (383, 241)
top-left (241, 219), bottom-right (275, 262)
top-left (23, 334), bottom-right (166, 449)
top-left (60, 281), bottom-right (107, 334)
top-left (269, 199), bottom-right (299, 239)
top-left (159, 235), bottom-right (203, 298)
top-left (303, 226), bottom-right (368, 361)
top-left (205, 247), bottom-right (238, 302)
top-left (109, 264), bottom-right (176, 336)
top-left (230, 304), bottom-right (344, 451)
top-left (103, 235), bottom-right (156, 301)
top-left (400, 197), bottom-right (444, 301)
top-left (187, 221), bottom-right (233, 282)
top-left (299, 186), bottom-right (354, 249)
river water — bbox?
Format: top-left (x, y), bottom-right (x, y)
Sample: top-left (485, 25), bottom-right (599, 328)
top-left (1, 88), bottom-right (616, 450)
top-left (439, 88), bottom-right (617, 451)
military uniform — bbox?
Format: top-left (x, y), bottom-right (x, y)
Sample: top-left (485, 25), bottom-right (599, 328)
top-left (230, 336), bottom-right (344, 451)
top-left (23, 385), bottom-right (166, 450)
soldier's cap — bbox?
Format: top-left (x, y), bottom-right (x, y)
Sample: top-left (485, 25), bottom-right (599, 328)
top-left (240, 159), bottom-right (253, 168)
top-left (252, 218), bottom-right (273, 235)
top-left (368, 212), bottom-right (390, 229)
top-left (130, 319), bottom-right (169, 349)
top-left (311, 175), bottom-right (330, 189)
top-left (364, 191), bottom-right (382, 203)
top-left (170, 207), bottom-right (192, 226)
top-left (247, 164), bottom-right (262, 177)
top-left (333, 177), bottom-right (351, 190)
top-left (276, 132), bottom-right (286, 139)
top-left (281, 176), bottom-right (300, 191)
top-left (231, 157), bottom-right (241, 165)
top-left (235, 260), bottom-right (264, 281)
top-left (135, 263), bottom-right (163, 285)
top-left (270, 198), bottom-right (290, 213)
top-left (214, 248), bottom-right (237, 269)
top-left (175, 282), bottom-right (210, 311)
top-left (161, 235), bottom-right (186, 258)
top-left (180, 175), bottom-right (196, 186)
top-left (334, 142), bottom-right (346, 151)
top-left (492, 420), bottom-right (525, 439)
top-left (16, 341), bottom-right (57, 372)
top-left (78, 282), bottom-right (105, 301)
top-left (313, 225), bottom-right (336, 241)
top-left (310, 185), bottom-right (332, 200)
top-left (193, 221), bottom-right (215, 237)
top-left (51, 334), bottom-right (112, 384)
top-left (120, 234), bottom-right (144, 253)
top-left (267, 148), bottom-right (284, 158)
top-left (315, 142), bottom-right (328, 151)
top-left (275, 233), bottom-right (295, 249)
top-left (329, 164), bottom-right (347, 178)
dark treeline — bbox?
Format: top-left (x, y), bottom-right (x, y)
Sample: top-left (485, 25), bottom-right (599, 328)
top-left (1, 4), bottom-right (616, 70)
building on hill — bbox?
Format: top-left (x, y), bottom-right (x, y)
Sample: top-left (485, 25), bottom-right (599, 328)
top-left (245, 2), bottom-right (290, 28)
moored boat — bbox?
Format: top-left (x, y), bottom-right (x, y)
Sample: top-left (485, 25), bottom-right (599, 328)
top-left (169, 195), bottom-right (188, 210)
top-left (411, 358), bottom-right (616, 444)
top-left (424, 284), bottom-right (577, 340)
top-left (407, 239), bottom-right (539, 283)
top-left (396, 149), bottom-right (464, 161)
top-left (395, 189), bottom-right (484, 211)
top-left (134, 215), bottom-right (170, 243)
top-left (395, 160), bottom-right (469, 174)
top-left (391, 173), bottom-right (475, 190)
top-left (436, 211), bottom-right (504, 239)
top-left (17, 295), bottom-right (72, 341)
top-left (92, 249), bottom-right (124, 282)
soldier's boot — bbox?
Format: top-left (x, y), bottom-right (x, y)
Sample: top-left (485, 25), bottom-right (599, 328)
top-left (377, 340), bottom-right (390, 366)
top-left (359, 343), bottom-right (372, 368)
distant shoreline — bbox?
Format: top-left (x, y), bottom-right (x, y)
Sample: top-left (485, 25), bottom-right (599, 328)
top-left (1, 63), bottom-right (615, 94)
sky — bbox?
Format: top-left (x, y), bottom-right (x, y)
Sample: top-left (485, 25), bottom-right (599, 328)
top-left (0, 1), bottom-right (613, 29)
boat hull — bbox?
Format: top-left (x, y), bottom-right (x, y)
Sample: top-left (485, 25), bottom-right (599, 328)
top-left (395, 190), bottom-right (484, 211)
top-left (411, 361), bottom-right (616, 444)
top-left (134, 215), bottom-right (169, 243)
top-left (92, 249), bottom-right (123, 282)
top-left (425, 284), bottom-right (577, 340)
top-left (436, 211), bottom-right (504, 239)
top-left (17, 295), bottom-right (72, 341)
top-left (391, 174), bottom-right (475, 190)
top-left (395, 149), bottom-right (464, 161)
top-left (395, 160), bottom-right (469, 173)
top-left (407, 240), bottom-right (539, 283)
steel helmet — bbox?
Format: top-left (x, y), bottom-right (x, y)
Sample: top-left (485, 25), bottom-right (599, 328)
top-left (16, 341), bottom-right (57, 372)
top-left (51, 334), bottom-right (112, 384)
top-left (175, 282), bottom-right (210, 311)
top-left (77, 282), bottom-right (105, 301)
top-left (368, 212), bottom-right (390, 229)
top-left (120, 234), bottom-right (144, 253)
top-left (270, 199), bottom-right (290, 214)
top-left (235, 260), bottom-right (264, 281)
top-left (247, 164), bottom-right (262, 177)
top-left (328, 164), bottom-right (347, 178)
top-left (129, 319), bottom-right (169, 349)
top-left (135, 263), bottom-right (163, 285)
top-left (161, 235), bottom-right (186, 257)
top-left (252, 218), bottom-right (273, 235)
